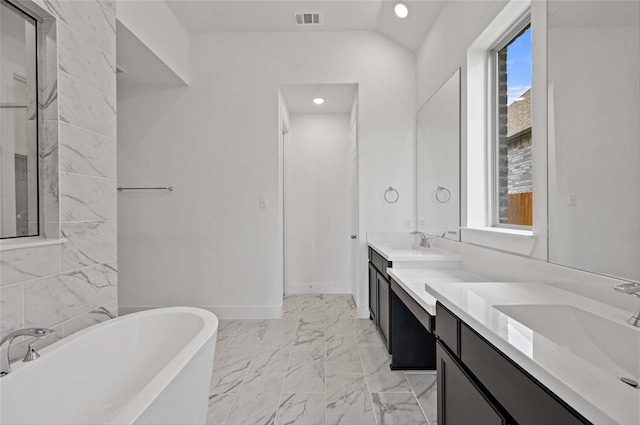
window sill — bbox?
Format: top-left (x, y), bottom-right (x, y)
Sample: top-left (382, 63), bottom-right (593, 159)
top-left (0, 237), bottom-right (67, 252)
top-left (460, 227), bottom-right (536, 256)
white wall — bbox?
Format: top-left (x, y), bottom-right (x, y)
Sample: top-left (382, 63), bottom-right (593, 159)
top-left (286, 114), bottom-right (351, 293)
top-left (116, 0), bottom-right (189, 84)
top-left (118, 31), bottom-right (416, 317)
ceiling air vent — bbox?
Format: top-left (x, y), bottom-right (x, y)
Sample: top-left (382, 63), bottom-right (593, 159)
top-left (294, 12), bottom-right (322, 26)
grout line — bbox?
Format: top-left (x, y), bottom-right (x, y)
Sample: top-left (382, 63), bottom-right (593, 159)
top-left (406, 374), bottom-right (433, 425)
top-left (273, 297), bottom-right (303, 425)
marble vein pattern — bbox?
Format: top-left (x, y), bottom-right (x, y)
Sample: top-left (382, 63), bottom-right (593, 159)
top-left (23, 262), bottom-right (117, 328)
top-left (207, 294), bottom-right (436, 425)
top-left (40, 0), bottom-right (116, 55)
top-left (61, 220), bottom-right (117, 271)
top-left (406, 374), bottom-right (437, 425)
top-left (58, 72), bottom-right (116, 138)
top-left (0, 244), bottom-right (60, 286)
top-left (0, 284), bottom-right (23, 338)
top-left (371, 393), bottom-right (427, 425)
top-left (59, 172), bottom-right (116, 222)
top-left (59, 122), bottom-right (116, 179)
top-left (58, 22), bottom-right (116, 97)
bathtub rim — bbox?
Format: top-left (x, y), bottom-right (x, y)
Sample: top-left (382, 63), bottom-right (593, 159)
top-left (6, 306), bottom-right (218, 424)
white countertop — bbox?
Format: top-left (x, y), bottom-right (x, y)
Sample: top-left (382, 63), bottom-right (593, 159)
top-left (387, 268), bottom-right (485, 315)
top-left (417, 279), bottom-right (640, 425)
top-left (368, 240), bottom-right (461, 263)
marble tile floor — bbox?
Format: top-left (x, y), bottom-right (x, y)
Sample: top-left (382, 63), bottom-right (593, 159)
top-left (207, 294), bottom-right (437, 425)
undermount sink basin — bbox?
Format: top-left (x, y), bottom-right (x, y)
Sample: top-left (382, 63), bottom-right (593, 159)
top-left (494, 304), bottom-right (640, 382)
top-left (378, 241), bottom-right (429, 254)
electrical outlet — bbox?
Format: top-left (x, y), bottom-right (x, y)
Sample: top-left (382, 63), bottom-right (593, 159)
top-left (260, 197), bottom-right (268, 209)
top-left (568, 194), bottom-right (577, 206)
top-left (404, 217), bottom-right (413, 229)
top-left (419, 217), bottom-right (426, 228)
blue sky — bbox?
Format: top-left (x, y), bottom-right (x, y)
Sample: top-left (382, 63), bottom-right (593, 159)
top-left (506, 27), bottom-right (532, 105)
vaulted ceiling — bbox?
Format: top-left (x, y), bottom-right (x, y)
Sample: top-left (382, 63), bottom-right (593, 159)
top-left (166, 0), bottom-right (446, 52)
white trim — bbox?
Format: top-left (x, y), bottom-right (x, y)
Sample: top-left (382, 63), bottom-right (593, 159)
top-left (119, 304), bottom-right (283, 320)
top-left (287, 282), bottom-right (351, 295)
top-left (461, 226), bottom-right (536, 256)
top-left (0, 237), bottom-right (66, 251)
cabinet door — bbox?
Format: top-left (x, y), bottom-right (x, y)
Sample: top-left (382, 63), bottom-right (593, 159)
top-left (368, 263), bottom-right (378, 322)
top-left (437, 342), bottom-right (505, 425)
top-left (378, 272), bottom-right (390, 350)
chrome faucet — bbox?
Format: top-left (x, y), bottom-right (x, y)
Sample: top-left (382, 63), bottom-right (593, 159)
top-left (0, 328), bottom-right (54, 377)
top-left (613, 283), bottom-right (640, 327)
top-left (410, 231), bottom-right (430, 248)
top-left (440, 231), bottom-right (458, 238)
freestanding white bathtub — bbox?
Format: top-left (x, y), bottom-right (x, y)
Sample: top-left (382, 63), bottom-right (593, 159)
top-left (0, 307), bottom-right (218, 425)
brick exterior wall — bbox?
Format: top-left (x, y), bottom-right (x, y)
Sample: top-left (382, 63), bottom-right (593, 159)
top-left (507, 133), bottom-right (532, 194)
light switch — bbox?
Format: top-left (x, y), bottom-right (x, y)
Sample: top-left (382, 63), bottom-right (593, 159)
top-left (260, 197), bottom-right (268, 209)
top-left (404, 217), bottom-right (413, 229)
top-left (568, 194), bottom-right (577, 206)
top-left (419, 217), bottom-right (426, 228)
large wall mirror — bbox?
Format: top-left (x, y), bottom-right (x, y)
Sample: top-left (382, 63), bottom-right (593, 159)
top-left (1, 1), bottom-right (39, 239)
top-left (417, 69), bottom-right (461, 241)
top-left (548, 1), bottom-right (640, 281)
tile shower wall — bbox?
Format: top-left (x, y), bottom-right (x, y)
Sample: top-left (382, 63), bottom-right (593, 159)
top-left (0, 0), bottom-right (117, 352)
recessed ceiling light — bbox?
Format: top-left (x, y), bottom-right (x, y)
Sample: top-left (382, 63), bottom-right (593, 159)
top-left (394, 2), bottom-right (409, 18)
top-left (313, 97), bottom-right (325, 105)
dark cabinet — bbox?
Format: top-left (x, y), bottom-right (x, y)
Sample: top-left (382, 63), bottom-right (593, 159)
top-left (437, 342), bottom-right (506, 425)
top-left (368, 263), bottom-right (378, 322)
top-left (378, 272), bottom-right (390, 348)
top-left (435, 302), bottom-right (591, 425)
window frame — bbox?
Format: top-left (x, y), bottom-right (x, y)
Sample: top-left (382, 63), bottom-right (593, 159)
top-left (487, 13), bottom-right (532, 230)
top-left (1, 0), bottom-right (41, 240)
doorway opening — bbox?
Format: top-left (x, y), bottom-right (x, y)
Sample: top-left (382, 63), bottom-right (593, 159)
top-left (278, 83), bottom-right (359, 301)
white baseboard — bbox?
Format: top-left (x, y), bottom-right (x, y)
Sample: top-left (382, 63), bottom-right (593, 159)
top-left (287, 282), bottom-right (351, 294)
top-left (118, 304), bottom-right (283, 319)
top-left (357, 304), bottom-right (370, 319)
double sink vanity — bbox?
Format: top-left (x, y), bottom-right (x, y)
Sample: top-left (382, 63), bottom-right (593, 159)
top-left (367, 235), bottom-right (640, 425)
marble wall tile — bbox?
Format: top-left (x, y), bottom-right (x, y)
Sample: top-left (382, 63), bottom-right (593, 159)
top-left (60, 123), bottom-right (115, 180)
top-left (207, 393), bottom-right (236, 425)
top-left (58, 72), bottom-right (116, 138)
top-left (24, 261), bottom-right (117, 328)
top-left (326, 374), bottom-right (376, 425)
top-left (276, 393), bottom-right (325, 425)
top-left (42, 0), bottom-right (116, 55)
top-left (370, 393), bottom-right (427, 425)
top-left (61, 220), bottom-right (116, 271)
top-left (41, 18), bottom-right (58, 122)
top-left (224, 373), bottom-right (285, 425)
top-left (59, 173), bottom-right (116, 222)
top-left (0, 244), bottom-right (60, 286)
top-left (96, 0), bottom-right (115, 17)
top-left (58, 23), bottom-right (115, 97)
top-left (62, 299), bottom-right (117, 337)
top-left (0, 284), bottom-right (23, 338)
top-left (41, 122), bottom-right (60, 234)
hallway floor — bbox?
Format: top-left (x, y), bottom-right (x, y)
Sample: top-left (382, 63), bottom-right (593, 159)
top-left (207, 294), bottom-right (437, 425)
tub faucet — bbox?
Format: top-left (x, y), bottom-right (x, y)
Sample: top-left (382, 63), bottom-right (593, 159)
top-left (410, 231), bottom-right (430, 248)
top-left (613, 283), bottom-right (640, 327)
top-left (0, 328), bottom-right (54, 377)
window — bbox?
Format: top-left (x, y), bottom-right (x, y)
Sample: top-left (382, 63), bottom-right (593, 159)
top-left (0, 1), bottom-right (39, 239)
top-left (491, 21), bottom-right (532, 228)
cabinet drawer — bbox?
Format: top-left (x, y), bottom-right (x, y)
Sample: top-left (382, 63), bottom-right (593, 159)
top-left (436, 302), bottom-right (459, 356)
top-left (460, 324), bottom-right (588, 425)
top-left (369, 247), bottom-right (391, 279)
top-left (391, 280), bottom-right (434, 332)
top-left (437, 342), bottom-right (506, 425)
